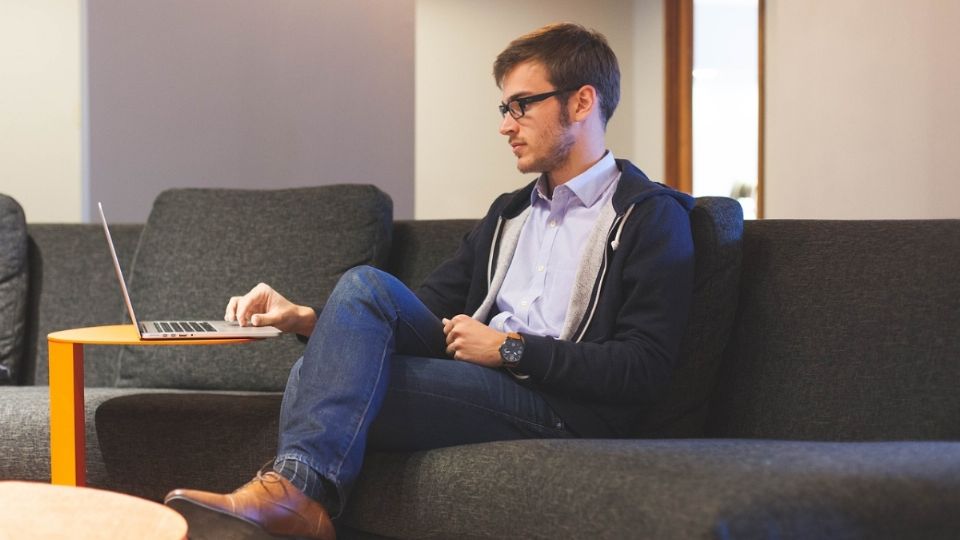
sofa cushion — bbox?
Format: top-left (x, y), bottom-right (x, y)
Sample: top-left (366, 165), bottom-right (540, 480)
top-left (0, 385), bottom-right (279, 501)
top-left (93, 390), bottom-right (282, 500)
top-left (0, 385), bottom-right (166, 485)
top-left (344, 439), bottom-right (960, 539)
top-left (709, 220), bottom-right (960, 440)
top-left (0, 195), bottom-right (28, 385)
top-left (634, 196), bottom-right (743, 436)
top-left (117, 185), bottom-right (392, 391)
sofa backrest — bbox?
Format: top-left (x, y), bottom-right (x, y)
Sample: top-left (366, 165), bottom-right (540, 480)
top-left (18, 212), bottom-right (467, 388)
top-left (708, 219), bottom-right (960, 441)
top-left (0, 194), bottom-right (28, 385)
top-left (113, 185), bottom-right (393, 391)
top-left (385, 220), bottom-right (477, 289)
top-left (25, 224), bottom-right (143, 386)
top-left (634, 196), bottom-right (743, 437)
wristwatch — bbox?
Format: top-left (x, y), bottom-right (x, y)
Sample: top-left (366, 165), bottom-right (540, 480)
top-left (499, 332), bottom-right (524, 368)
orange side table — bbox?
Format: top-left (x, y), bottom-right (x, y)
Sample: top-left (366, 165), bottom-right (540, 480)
top-left (48, 324), bottom-right (256, 486)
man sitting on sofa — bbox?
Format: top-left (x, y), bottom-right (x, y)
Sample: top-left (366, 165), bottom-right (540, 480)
top-left (165, 22), bottom-right (695, 539)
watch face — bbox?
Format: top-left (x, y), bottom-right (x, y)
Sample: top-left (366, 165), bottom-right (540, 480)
top-left (500, 337), bottom-right (524, 365)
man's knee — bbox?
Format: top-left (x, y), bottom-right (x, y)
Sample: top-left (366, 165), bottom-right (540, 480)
top-left (332, 265), bottom-right (399, 303)
top-left (339, 265), bottom-right (388, 289)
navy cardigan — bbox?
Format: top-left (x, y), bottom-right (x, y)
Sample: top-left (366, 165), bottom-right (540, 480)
top-left (416, 159), bottom-right (695, 437)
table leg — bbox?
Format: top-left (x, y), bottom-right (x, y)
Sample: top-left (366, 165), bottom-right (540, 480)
top-left (48, 340), bottom-right (85, 486)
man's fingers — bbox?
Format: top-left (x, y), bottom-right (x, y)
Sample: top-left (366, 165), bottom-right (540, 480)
top-left (224, 296), bottom-right (241, 321)
top-left (445, 331), bottom-right (456, 355)
top-left (444, 319), bottom-right (462, 346)
top-left (227, 283), bottom-right (281, 326)
top-left (235, 294), bottom-right (259, 326)
top-left (443, 315), bottom-right (470, 333)
top-left (446, 336), bottom-right (465, 356)
top-left (442, 318), bottom-right (454, 338)
top-left (250, 309), bottom-right (282, 328)
top-left (250, 314), bottom-right (266, 327)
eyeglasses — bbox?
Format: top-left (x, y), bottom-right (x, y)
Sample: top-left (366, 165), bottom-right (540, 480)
top-left (499, 88), bottom-right (578, 119)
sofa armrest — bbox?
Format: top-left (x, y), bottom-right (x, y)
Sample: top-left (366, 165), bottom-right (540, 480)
top-left (0, 194), bottom-right (28, 384)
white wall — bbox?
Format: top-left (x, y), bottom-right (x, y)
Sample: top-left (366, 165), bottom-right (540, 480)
top-left (415, 0), bottom-right (664, 219)
top-left (633, 0), bottom-right (665, 185)
top-left (765, 0), bottom-right (960, 219)
top-left (0, 0), bottom-right (82, 222)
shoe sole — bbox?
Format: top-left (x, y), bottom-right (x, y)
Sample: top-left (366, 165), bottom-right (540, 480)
top-left (166, 495), bottom-right (289, 540)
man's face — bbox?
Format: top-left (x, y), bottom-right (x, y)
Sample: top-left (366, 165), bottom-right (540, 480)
top-left (499, 61), bottom-right (575, 175)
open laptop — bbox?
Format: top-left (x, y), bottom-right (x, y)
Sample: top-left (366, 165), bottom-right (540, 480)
top-left (98, 202), bottom-right (282, 340)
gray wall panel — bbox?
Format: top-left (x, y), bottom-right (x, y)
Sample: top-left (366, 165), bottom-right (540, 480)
top-left (87, 0), bottom-right (414, 221)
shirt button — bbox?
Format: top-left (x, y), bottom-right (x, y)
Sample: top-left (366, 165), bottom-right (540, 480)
top-left (537, 265), bottom-right (545, 272)
top-left (548, 220), bottom-right (557, 228)
top-left (521, 300), bottom-right (528, 307)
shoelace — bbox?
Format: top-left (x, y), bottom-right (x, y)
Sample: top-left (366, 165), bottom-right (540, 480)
top-left (234, 460), bottom-right (285, 493)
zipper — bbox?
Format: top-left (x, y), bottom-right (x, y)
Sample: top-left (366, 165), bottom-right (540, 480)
top-left (487, 216), bottom-right (505, 287)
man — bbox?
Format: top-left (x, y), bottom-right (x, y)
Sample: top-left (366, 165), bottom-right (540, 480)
top-left (165, 22), bottom-right (694, 540)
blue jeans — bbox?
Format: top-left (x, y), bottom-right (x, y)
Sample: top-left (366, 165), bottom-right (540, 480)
top-left (273, 266), bottom-right (572, 515)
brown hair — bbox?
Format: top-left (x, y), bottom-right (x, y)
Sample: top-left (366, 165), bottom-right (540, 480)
top-left (494, 23), bottom-right (621, 127)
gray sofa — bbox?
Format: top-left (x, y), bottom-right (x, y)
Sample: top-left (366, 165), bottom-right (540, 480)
top-left (1, 186), bottom-right (959, 539)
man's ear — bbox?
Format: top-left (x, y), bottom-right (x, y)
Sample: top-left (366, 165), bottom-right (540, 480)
top-left (571, 85), bottom-right (598, 123)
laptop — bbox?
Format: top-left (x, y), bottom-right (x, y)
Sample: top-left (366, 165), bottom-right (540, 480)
top-left (98, 202), bottom-right (282, 340)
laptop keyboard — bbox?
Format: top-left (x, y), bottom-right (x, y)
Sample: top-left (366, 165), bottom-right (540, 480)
top-left (157, 321), bottom-right (217, 333)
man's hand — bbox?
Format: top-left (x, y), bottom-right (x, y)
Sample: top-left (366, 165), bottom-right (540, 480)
top-left (225, 283), bottom-right (317, 335)
top-left (442, 314), bottom-right (506, 367)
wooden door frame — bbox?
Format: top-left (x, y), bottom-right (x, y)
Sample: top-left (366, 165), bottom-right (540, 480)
top-left (663, 0), bottom-right (765, 218)
top-left (663, 0), bottom-right (693, 195)
top-left (757, 0), bottom-right (765, 218)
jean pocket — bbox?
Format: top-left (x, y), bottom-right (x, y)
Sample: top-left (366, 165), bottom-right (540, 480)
top-left (526, 410), bottom-right (572, 438)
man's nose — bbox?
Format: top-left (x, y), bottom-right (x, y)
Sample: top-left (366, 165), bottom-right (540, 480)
top-left (499, 114), bottom-right (518, 136)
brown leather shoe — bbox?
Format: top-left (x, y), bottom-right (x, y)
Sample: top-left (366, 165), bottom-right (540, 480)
top-left (164, 471), bottom-right (335, 540)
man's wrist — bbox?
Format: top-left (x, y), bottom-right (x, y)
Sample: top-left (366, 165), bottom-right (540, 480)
top-left (294, 305), bottom-right (317, 336)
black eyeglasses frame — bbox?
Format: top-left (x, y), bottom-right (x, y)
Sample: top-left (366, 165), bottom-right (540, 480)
top-left (499, 88), bottom-right (579, 119)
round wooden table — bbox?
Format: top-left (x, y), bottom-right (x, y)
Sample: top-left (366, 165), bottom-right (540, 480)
top-left (0, 481), bottom-right (187, 539)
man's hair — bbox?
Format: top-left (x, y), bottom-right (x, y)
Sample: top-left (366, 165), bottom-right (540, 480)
top-left (494, 22), bottom-right (621, 127)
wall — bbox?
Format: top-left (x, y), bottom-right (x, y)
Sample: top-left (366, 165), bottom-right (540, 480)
top-left (765, 0), bottom-right (960, 219)
top-left (0, 0), bottom-right (82, 222)
top-left (87, 0), bottom-right (415, 222)
top-left (9, 1), bottom-right (959, 223)
top-left (633, 0), bottom-right (665, 186)
top-left (415, 0), bottom-right (664, 219)
top-left (5, 1), bottom-right (661, 223)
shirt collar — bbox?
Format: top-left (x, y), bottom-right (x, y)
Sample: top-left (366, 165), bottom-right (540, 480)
top-left (531, 151), bottom-right (618, 207)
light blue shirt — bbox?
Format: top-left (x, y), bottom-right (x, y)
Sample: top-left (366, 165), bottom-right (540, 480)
top-left (490, 152), bottom-right (621, 337)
